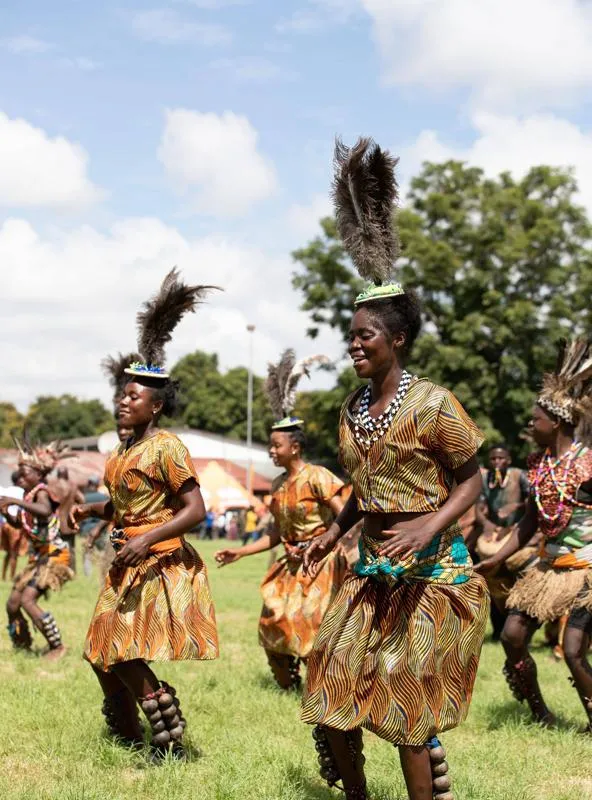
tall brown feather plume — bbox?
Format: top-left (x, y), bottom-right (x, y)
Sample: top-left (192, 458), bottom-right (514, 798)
top-left (265, 350), bottom-right (331, 419)
top-left (265, 349), bottom-right (295, 420)
top-left (101, 352), bottom-right (141, 401)
top-left (137, 267), bottom-right (221, 367)
top-left (332, 137), bottom-right (399, 284)
top-left (540, 338), bottom-right (592, 425)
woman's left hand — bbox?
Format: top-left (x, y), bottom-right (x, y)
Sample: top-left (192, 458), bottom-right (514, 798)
top-left (112, 535), bottom-right (151, 567)
top-left (377, 516), bottom-right (438, 560)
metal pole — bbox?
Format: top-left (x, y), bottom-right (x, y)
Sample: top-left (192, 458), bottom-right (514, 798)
top-left (246, 324), bottom-right (255, 496)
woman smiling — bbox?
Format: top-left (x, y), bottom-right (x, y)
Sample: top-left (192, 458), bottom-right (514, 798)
top-left (300, 139), bottom-right (488, 800)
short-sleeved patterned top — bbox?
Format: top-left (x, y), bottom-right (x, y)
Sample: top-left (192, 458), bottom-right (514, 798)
top-left (104, 430), bottom-right (199, 555)
top-left (340, 378), bottom-right (484, 514)
top-left (270, 463), bottom-right (345, 544)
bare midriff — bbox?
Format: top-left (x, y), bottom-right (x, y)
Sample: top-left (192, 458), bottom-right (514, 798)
top-left (362, 509), bottom-right (439, 540)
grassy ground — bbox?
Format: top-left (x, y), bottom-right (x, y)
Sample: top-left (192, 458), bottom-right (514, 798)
top-left (0, 540), bottom-right (590, 800)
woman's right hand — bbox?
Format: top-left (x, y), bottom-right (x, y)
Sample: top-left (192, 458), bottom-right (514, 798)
top-left (303, 529), bottom-right (339, 575)
top-left (214, 548), bottom-right (243, 567)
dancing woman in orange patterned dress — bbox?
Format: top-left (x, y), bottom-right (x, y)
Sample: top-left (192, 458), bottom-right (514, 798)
top-left (300, 140), bottom-right (489, 800)
top-left (73, 270), bottom-right (219, 760)
top-left (215, 351), bottom-right (347, 690)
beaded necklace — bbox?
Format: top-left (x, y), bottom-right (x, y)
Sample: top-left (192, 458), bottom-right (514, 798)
top-left (533, 443), bottom-right (592, 521)
top-left (354, 371), bottom-right (413, 448)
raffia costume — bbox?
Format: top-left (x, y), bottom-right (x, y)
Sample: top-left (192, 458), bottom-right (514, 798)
top-left (500, 339), bottom-right (592, 730)
top-left (7, 443), bottom-right (74, 653)
top-left (302, 379), bottom-right (488, 744)
top-left (84, 431), bottom-right (218, 670)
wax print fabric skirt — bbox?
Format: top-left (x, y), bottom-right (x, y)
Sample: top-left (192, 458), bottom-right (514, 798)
top-left (301, 531), bottom-right (489, 746)
top-left (84, 542), bottom-right (218, 671)
top-left (258, 547), bottom-right (347, 659)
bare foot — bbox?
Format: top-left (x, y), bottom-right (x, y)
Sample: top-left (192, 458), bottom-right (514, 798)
top-left (43, 645), bottom-right (67, 662)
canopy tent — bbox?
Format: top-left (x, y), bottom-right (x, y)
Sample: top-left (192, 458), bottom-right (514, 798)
top-left (197, 460), bottom-right (261, 513)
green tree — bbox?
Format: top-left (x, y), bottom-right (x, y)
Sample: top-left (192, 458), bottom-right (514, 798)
top-left (25, 395), bottom-right (113, 442)
top-left (295, 367), bottom-right (360, 471)
top-left (293, 161), bottom-right (592, 455)
top-left (0, 403), bottom-right (25, 448)
top-left (170, 351), bottom-right (274, 443)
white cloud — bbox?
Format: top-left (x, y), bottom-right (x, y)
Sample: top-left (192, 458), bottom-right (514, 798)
top-left (208, 57), bottom-right (297, 83)
top-left (360, 0), bottom-right (592, 107)
top-left (158, 109), bottom-right (278, 217)
top-left (404, 111), bottom-right (592, 213)
top-left (130, 8), bottom-right (232, 45)
top-left (0, 216), bottom-right (343, 410)
top-left (2, 35), bottom-right (52, 54)
top-left (0, 112), bottom-right (104, 209)
top-left (179, 0), bottom-right (248, 6)
top-left (287, 194), bottom-right (332, 239)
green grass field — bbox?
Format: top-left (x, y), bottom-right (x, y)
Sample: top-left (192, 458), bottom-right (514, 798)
top-left (0, 540), bottom-right (590, 800)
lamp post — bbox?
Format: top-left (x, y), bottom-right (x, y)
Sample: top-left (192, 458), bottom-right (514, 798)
top-left (246, 324), bottom-right (255, 496)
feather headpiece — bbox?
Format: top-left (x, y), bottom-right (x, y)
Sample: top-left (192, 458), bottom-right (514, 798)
top-left (101, 351), bottom-right (141, 406)
top-left (265, 350), bottom-right (331, 430)
top-left (125, 267), bottom-right (221, 379)
top-left (538, 338), bottom-right (592, 426)
top-left (332, 137), bottom-right (403, 305)
top-left (14, 437), bottom-right (74, 476)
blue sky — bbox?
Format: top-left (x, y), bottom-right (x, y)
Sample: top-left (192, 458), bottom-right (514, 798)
top-left (2, 0), bottom-right (592, 409)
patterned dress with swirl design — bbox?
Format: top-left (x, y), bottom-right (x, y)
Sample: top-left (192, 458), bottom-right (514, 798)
top-left (506, 445), bottom-right (592, 622)
top-left (258, 463), bottom-right (347, 658)
top-left (301, 378), bottom-right (489, 746)
top-left (84, 431), bottom-right (218, 671)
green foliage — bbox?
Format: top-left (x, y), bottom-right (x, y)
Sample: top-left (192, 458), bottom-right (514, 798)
top-left (295, 367), bottom-right (359, 471)
top-left (171, 350), bottom-right (274, 443)
top-left (0, 402), bottom-right (24, 448)
top-left (292, 161), bottom-right (592, 458)
top-left (24, 395), bottom-right (113, 442)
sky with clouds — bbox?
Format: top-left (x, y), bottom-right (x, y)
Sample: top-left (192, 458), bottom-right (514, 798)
top-left (2, 0), bottom-right (592, 411)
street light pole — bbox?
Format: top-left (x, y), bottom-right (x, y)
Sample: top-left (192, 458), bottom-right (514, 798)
top-left (246, 324), bottom-right (255, 496)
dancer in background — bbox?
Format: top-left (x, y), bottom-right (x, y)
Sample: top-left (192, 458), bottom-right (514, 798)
top-left (478, 339), bottom-right (592, 730)
top-left (215, 350), bottom-right (347, 690)
top-left (53, 467), bottom-right (85, 573)
top-left (474, 444), bottom-right (536, 640)
top-left (73, 269), bottom-right (219, 759)
top-left (1, 443), bottom-right (74, 659)
top-left (1, 471), bottom-right (27, 581)
top-left (300, 138), bottom-right (488, 800)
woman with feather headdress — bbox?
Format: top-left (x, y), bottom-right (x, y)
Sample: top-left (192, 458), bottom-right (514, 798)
top-left (478, 339), bottom-right (592, 731)
top-left (215, 350), bottom-right (348, 690)
top-left (0, 441), bottom-right (74, 660)
top-left (300, 139), bottom-right (488, 800)
top-left (71, 269), bottom-right (219, 759)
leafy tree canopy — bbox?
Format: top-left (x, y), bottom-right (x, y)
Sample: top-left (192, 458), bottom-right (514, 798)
top-left (292, 161), bottom-right (592, 457)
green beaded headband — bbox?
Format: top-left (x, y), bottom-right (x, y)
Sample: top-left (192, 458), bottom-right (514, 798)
top-left (271, 416), bottom-right (305, 431)
top-left (354, 283), bottom-right (405, 306)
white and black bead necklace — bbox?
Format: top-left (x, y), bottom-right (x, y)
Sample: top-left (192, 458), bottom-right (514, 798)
top-left (354, 370), bottom-right (413, 447)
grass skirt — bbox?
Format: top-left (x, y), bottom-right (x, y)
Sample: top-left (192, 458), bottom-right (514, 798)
top-left (84, 542), bottom-right (218, 671)
top-left (258, 550), bottom-right (346, 658)
top-left (507, 563), bottom-right (592, 622)
top-left (13, 558), bottom-right (73, 594)
top-left (301, 571), bottom-right (489, 745)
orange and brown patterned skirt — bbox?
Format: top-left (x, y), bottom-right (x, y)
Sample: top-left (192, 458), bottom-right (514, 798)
top-left (258, 549), bottom-right (347, 658)
top-left (301, 570), bottom-right (489, 745)
top-left (84, 542), bottom-right (219, 671)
